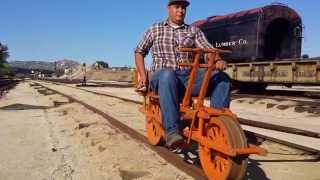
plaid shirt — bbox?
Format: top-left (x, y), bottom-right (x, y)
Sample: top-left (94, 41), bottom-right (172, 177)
top-left (135, 20), bottom-right (213, 72)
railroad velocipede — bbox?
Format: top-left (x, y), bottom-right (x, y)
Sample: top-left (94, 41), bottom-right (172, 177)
top-left (135, 47), bottom-right (267, 180)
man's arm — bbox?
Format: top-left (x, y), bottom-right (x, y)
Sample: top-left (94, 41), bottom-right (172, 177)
top-left (135, 52), bottom-right (147, 87)
top-left (134, 26), bottom-right (154, 88)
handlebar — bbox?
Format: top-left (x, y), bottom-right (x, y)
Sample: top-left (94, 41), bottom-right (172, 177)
top-left (177, 47), bottom-right (231, 54)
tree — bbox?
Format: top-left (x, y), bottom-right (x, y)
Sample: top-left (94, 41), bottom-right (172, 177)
top-left (0, 42), bottom-right (9, 65)
top-left (95, 61), bottom-right (109, 69)
top-left (0, 63), bottom-right (14, 77)
top-left (0, 42), bottom-right (12, 76)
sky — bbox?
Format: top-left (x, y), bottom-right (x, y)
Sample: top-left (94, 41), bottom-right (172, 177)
top-left (1, 0), bottom-right (319, 67)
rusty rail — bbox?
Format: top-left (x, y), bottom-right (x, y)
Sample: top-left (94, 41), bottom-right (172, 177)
top-left (232, 92), bottom-right (320, 106)
top-left (0, 78), bottom-right (19, 97)
top-left (238, 118), bottom-right (320, 138)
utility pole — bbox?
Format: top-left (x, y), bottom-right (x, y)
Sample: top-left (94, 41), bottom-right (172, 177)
top-left (54, 61), bottom-right (57, 77)
top-left (82, 63), bottom-right (87, 86)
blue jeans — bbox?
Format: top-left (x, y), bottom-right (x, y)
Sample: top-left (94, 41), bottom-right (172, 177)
top-left (150, 69), bottom-right (230, 136)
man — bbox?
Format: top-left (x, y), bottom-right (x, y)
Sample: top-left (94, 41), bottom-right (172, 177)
top-left (134, 0), bottom-right (230, 148)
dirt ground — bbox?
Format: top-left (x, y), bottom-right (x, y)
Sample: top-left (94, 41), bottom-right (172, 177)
top-left (41, 81), bottom-right (320, 179)
top-left (0, 83), bottom-right (191, 180)
top-left (1, 82), bottom-right (320, 180)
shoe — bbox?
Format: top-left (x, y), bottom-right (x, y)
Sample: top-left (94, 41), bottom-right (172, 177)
top-left (166, 133), bottom-right (184, 148)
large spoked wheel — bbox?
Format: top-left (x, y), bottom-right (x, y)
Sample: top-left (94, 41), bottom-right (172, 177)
top-left (199, 116), bottom-right (248, 180)
top-left (145, 102), bottom-right (163, 145)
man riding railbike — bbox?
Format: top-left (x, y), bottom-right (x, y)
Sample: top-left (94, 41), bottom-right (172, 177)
top-left (134, 0), bottom-right (230, 148)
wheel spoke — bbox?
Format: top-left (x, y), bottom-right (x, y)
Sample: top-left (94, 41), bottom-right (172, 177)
top-left (153, 125), bottom-right (157, 135)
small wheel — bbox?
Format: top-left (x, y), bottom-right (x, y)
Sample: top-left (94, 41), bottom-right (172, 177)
top-left (145, 103), bottom-right (163, 145)
top-left (199, 116), bottom-right (248, 180)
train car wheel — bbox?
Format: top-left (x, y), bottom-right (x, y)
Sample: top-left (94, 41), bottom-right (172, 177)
top-left (199, 116), bottom-right (248, 180)
top-left (145, 103), bottom-right (163, 145)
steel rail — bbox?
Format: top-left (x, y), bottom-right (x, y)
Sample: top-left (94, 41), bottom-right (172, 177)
top-left (238, 118), bottom-right (320, 138)
top-left (231, 93), bottom-right (320, 108)
top-left (244, 131), bottom-right (320, 154)
top-left (0, 79), bottom-right (19, 97)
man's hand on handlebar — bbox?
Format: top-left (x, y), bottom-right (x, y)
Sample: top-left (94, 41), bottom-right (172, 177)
top-left (135, 75), bottom-right (148, 92)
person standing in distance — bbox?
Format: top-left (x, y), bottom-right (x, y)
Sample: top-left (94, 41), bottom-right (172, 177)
top-left (134, 0), bottom-right (230, 148)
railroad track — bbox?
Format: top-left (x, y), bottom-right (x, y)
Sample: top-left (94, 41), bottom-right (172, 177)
top-left (32, 80), bottom-right (320, 179)
top-left (231, 93), bottom-right (320, 124)
top-left (41, 80), bottom-right (320, 154)
top-left (30, 82), bottom-right (207, 179)
top-left (43, 78), bottom-right (133, 88)
top-left (232, 92), bottom-right (320, 107)
top-left (0, 78), bottom-right (19, 97)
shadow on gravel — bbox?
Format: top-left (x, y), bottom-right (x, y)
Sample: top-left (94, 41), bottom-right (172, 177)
top-left (119, 169), bottom-right (151, 180)
top-left (0, 101), bottom-right (73, 110)
top-left (0, 103), bottom-right (51, 110)
top-left (246, 159), bottom-right (270, 180)
top-left (246, 155), bottom-right (320, 179)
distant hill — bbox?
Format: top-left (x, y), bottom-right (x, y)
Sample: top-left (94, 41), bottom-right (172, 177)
top-left (9, 61), bottom-right (55, 71)
top-left (9, 59), bottom-right (80, 71)
top-left (55, 59), bottom-right (80, 70)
